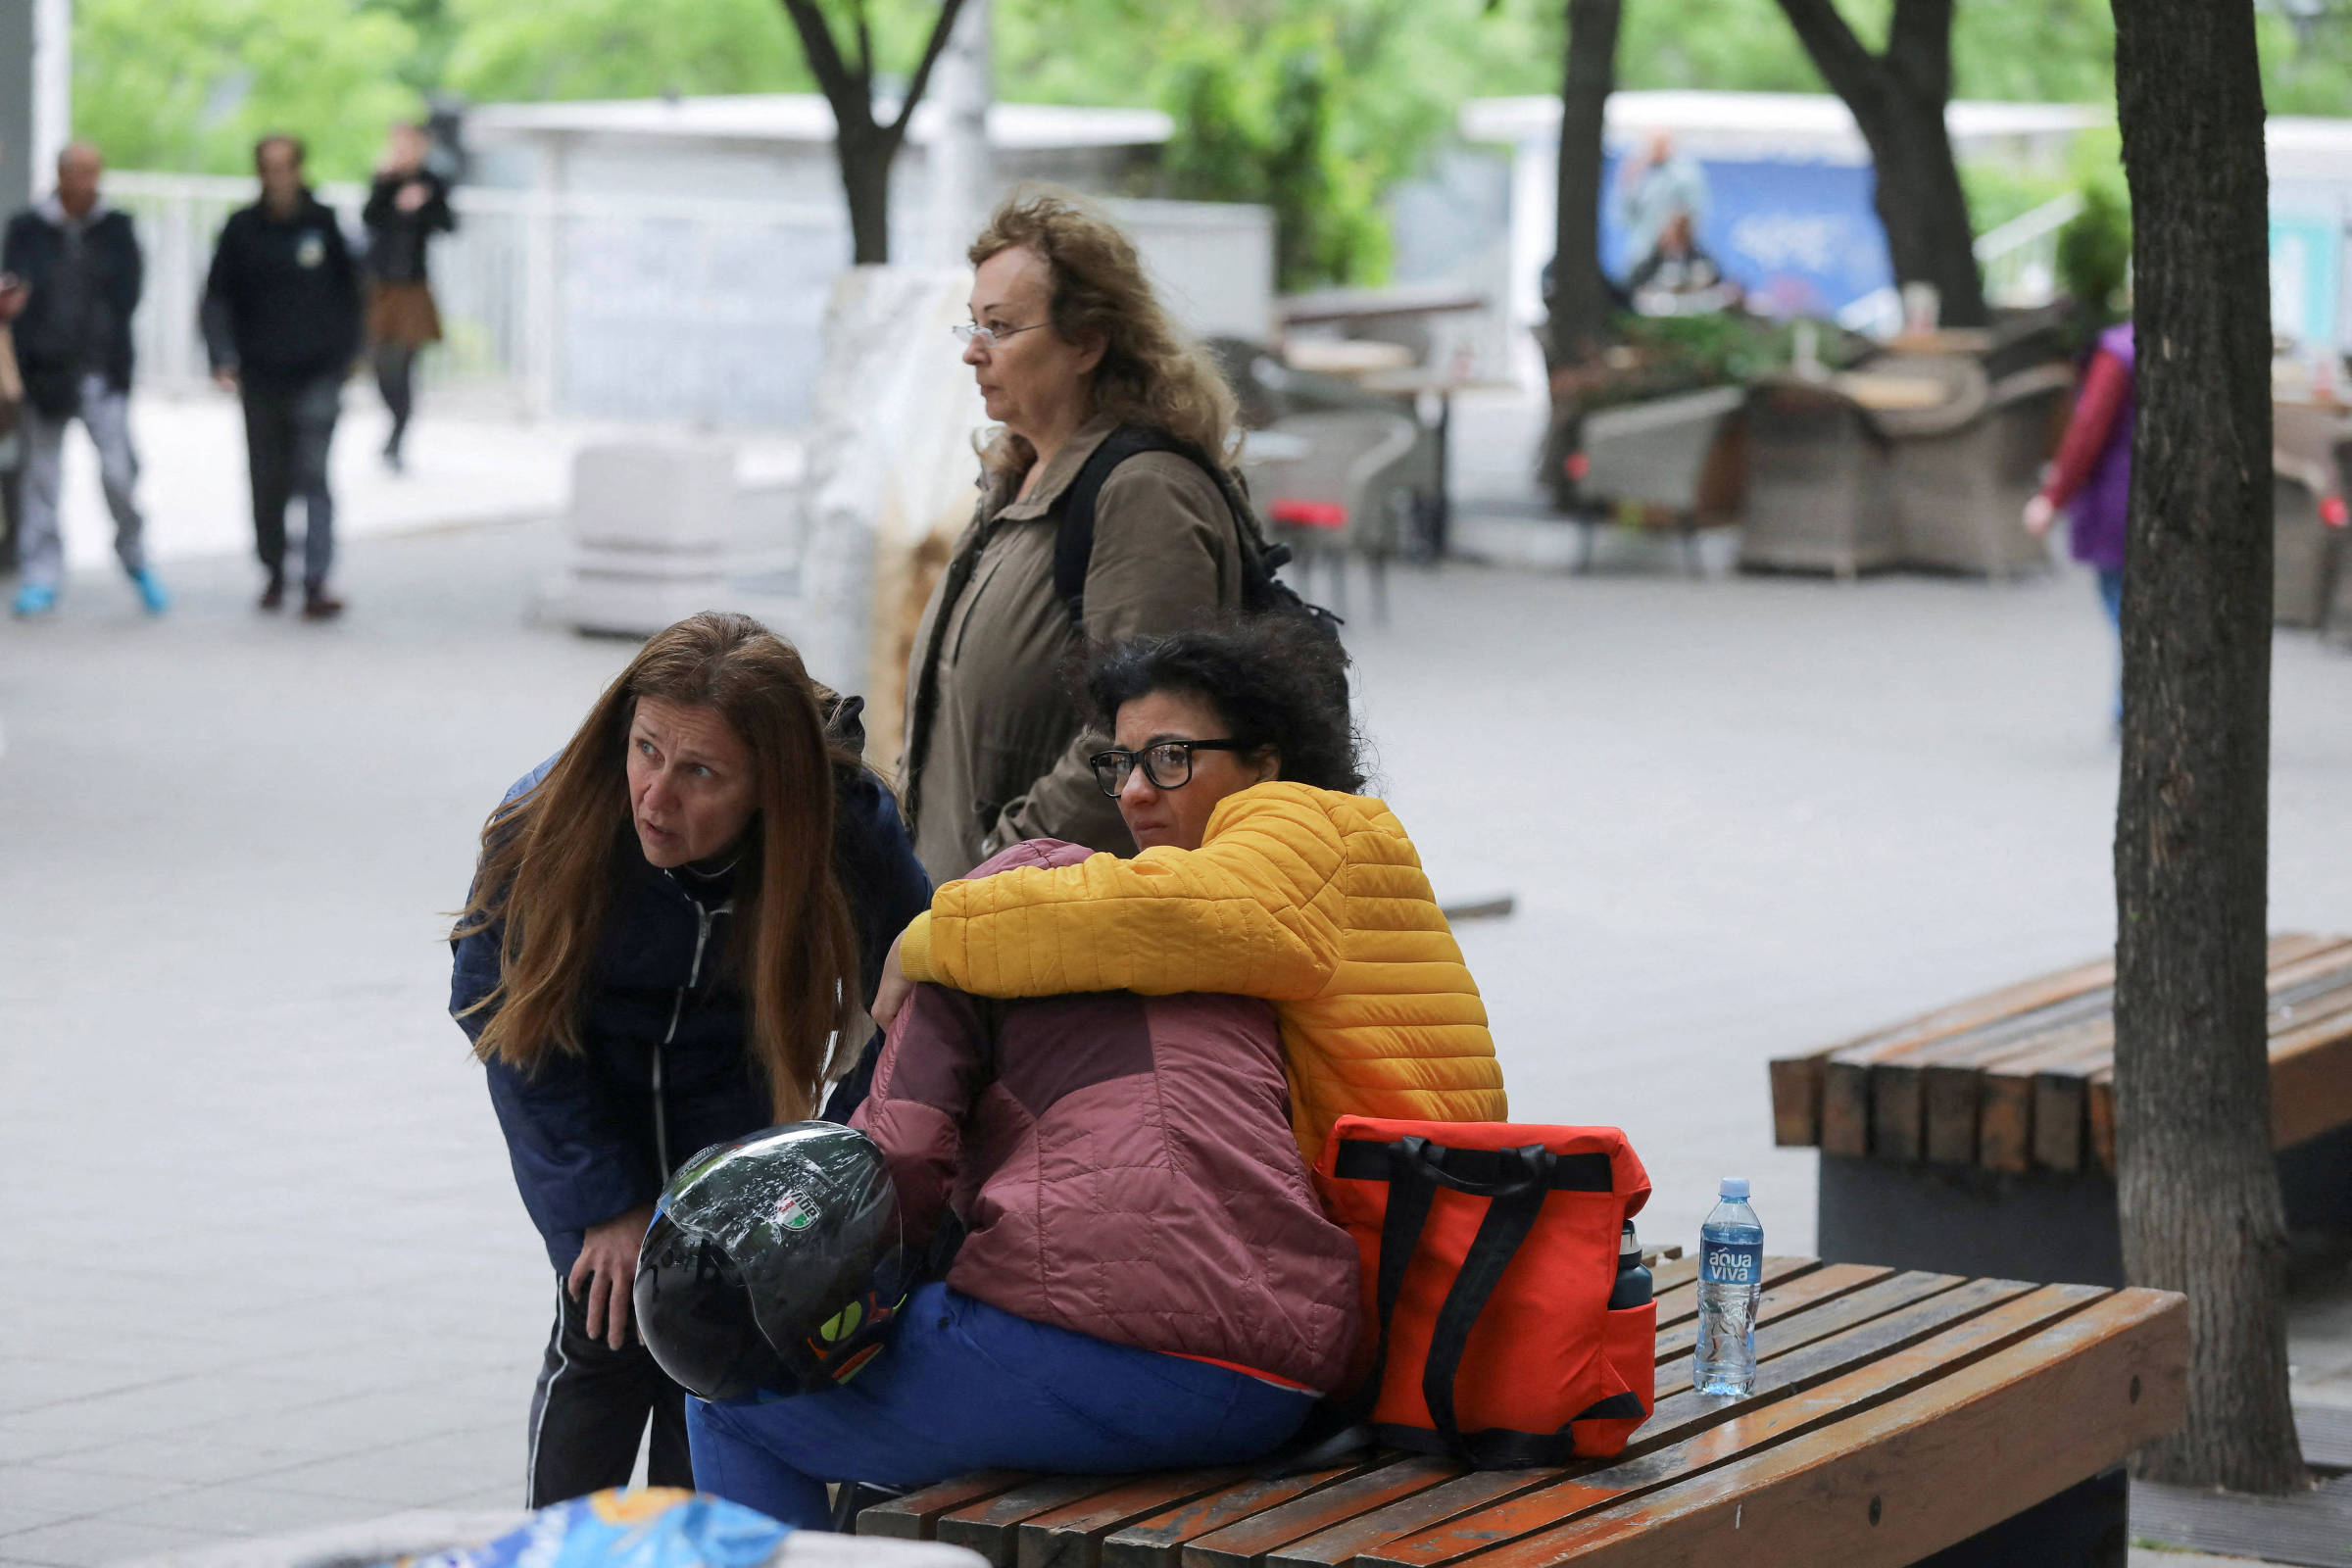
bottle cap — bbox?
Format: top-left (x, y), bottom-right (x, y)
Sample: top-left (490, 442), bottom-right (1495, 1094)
top-left (1719, 1177), bottom-right (1750, 1200)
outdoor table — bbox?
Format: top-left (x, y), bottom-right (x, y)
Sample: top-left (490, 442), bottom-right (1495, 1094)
top-left (1354, 368), bottom-right (1523, 558)
top-left (1830, 371), bottom-right (1952, 412)
top-left (1881, 328), bottom-right (1995, 357)
top-left (857, 1257), bottom-right (2187, 1568)
top-left (1284, 340), bottom-right (1418, 376)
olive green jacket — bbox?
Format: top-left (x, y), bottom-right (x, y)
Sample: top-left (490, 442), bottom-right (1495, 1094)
top-left (901, 416), bottom-right (1247, 885)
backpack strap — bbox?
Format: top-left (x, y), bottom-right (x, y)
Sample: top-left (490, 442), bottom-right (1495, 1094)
top-left (1053, 424), bottom-right (1301, 632)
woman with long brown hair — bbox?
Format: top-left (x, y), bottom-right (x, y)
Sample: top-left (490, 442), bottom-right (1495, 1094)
top-left (450, 612), bottom-right (928, 1507)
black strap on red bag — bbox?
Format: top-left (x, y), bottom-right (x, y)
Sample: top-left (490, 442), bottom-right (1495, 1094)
top-left (1270, 1135), bottom-right (1640, 1474)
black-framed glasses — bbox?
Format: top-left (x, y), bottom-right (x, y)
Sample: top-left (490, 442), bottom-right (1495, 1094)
top-left (1089, 740), bottom-right (1251, 798)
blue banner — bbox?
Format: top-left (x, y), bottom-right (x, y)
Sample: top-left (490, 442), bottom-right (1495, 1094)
top-left (1600, 155), bottom-right (1893, 318)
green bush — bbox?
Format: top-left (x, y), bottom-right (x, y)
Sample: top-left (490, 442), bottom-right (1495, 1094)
top-left (1158, 24), bottom-right (1390, 292)
top-left (2056, 181), bottom-right (2131, 317)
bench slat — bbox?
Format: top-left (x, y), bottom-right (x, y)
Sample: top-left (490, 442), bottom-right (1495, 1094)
top-left (1651, 1256), bottom-right (1816, 1333)
top-left (1183, 1459), bottom-right (1461, 1568)
top-left (1438, 1288), bottom-right (2185, 1568)
top-left (1646, 1254), bottom-right (1700, 1294)
top-left (1016, 1470), bottom-right (1257, 1568)
top-left (1807, 958), bottom-right (2118, 1156)
top-left (1999, 949), bottom-right (2352, 1176)
top-left (944, 1477), bottom-right (1150, 1565)
top-left (861, 1474), bottom-right (1034, 1540)
top-left (1101, 1462), bottom-right (1392, 1568)
top-left (2269, 996), bottom-right (2352, 1149)
top-left (1355, 1282), bottom-right (2106, 1568)
top-left (1655, 1270), bottom-right (1967, 1401)
top-left (1651, 1262), bottom-right (1887, 1362)
top-left (1786, 935), bottom-right (2347, 1162)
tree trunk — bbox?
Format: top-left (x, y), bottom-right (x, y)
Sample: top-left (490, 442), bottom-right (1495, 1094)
top-left (2111, 0), bottom-right (2305, 1495)
top-left (838, 122), bottom-right (899, 266)
top-left (1776, 0), bottom-right (1987, 327)
top-left (1547, 0), bottom-right (1622, 365)
top-left (1856, 93), bottom-right (1986, 327)
top-left (777, 0), bottom-right (972, 269)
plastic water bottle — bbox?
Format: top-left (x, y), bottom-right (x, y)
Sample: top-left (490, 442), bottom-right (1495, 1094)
top-left (1693, 1177), bottom-right (1763, 1396)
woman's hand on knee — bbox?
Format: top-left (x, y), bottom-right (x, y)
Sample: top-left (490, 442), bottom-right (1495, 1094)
top-left (569, 1202), bottom-right (657, 1351)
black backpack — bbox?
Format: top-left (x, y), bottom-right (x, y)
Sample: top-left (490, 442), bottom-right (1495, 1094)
top-left (1051, 425), bottom-right (1342, 640)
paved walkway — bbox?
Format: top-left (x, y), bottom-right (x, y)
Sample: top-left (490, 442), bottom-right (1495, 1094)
top-left (42, 391), bottom-right (802, 595)
top-left (4, 402), bottom-right (2351, 1563)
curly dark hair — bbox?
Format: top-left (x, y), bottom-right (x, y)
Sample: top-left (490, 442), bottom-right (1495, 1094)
top-left (1084, 614), bottom-right (1365, 794)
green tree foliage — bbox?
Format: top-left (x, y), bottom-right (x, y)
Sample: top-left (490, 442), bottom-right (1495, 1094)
top-left (74, 0), bottom-right (423, 179)
top-left (1157, 23), bottom-right (1391, 290)
top-left (68, 0), bottom-right (2352, 224)
top-left (437, 0), bottom-right (819, 106)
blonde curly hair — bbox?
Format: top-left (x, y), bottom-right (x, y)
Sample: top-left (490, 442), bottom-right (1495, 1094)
top-left (969, 187), bottom-right (1240, 479)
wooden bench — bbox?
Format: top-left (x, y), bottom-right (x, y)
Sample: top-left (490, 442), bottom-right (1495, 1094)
top-left (855, 1258), bottom-right (2186, 1568)
top-left (1767, 933), bottom-right (2352, 1285)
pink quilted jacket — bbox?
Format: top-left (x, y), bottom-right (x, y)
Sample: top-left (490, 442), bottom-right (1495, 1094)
top-left (853, 839), bottom-right (1362, 1393)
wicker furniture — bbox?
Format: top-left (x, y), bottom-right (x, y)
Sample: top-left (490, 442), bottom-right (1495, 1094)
top-left (1737, 377), bottom-right (1900, 578)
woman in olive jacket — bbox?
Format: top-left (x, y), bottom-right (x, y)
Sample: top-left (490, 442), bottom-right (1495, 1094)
top-left (900, 190), bottom-right (1263, 886)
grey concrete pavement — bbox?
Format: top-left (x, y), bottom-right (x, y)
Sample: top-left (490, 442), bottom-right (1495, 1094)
top-left (5, 474), bottom-right (2352, 1561)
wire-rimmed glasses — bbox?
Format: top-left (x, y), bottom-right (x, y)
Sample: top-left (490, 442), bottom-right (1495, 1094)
top-left (952, 321), bottom-right (1050, 350)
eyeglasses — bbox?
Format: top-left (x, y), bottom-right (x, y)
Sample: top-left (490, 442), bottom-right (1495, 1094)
top-left (952, 321), bottom-right (1050, 350)
top-left (1089, 740), bottom-right (1251, 798)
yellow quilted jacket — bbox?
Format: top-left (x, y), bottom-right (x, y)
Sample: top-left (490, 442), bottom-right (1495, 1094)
top-left (895, 781), bottom-right (1508, 1163)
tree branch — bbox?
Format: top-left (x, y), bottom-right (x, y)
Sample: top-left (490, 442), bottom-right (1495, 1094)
top-left (1774, 0), bottom-right (1884, 104)
top-left (887, 0), bottom-right (975, 143)
top-left (777, 0), bottom-right (872, 132)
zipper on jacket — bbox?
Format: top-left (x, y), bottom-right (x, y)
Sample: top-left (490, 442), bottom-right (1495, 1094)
top-left (652, 898), bottom-right (731, 1180)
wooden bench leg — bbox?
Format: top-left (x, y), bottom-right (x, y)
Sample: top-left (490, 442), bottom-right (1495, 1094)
top-left (1909, 1465), bottom-right (2126, 1568)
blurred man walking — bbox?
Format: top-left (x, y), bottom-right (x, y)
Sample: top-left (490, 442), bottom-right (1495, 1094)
top-left (202, 135), bottom-right (362, 619)
top-left (1, 142), bottom-right (168, 618)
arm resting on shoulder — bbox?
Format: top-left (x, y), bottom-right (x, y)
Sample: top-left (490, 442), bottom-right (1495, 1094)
top-left (903, 786), bottom-right (1348, 1003)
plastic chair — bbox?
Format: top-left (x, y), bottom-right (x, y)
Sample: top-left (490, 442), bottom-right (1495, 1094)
top-left (1250, 410), bottom-right (1421, 621)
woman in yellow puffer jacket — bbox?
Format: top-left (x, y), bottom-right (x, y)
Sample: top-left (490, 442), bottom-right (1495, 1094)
top-left (872, 614), bottom-right (1506, 1164)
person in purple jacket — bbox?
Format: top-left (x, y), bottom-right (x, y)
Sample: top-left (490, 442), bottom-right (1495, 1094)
top-left (2025, 321), bottom-right (2135, 720)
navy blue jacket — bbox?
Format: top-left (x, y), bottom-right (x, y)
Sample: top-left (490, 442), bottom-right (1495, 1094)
top-left (452, 712), bottom-right (930, 1275)
top-left (200, 192), bottom-right (363, 392)
top-left (2, 203), bottom-right (142, 415)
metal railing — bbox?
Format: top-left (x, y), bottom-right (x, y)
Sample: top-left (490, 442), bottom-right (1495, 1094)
top-left (105, 171), bottom-right (855, 424)
top-left (99, 172), bottom-right (1277, 428)
top-left (1835, 193), bottom-right (2087, 336)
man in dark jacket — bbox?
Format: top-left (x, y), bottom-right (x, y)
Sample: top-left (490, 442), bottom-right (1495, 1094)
top-left (201, 134), bottom-right (363, 619)
top-left (1, 143), bottom-right (167, 618)
top-left (450, 693), bottom-right (931, 1507)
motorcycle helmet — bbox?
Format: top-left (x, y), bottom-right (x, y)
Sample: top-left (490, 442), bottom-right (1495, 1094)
top-left (634, 1122), bottom-right (907, 1402)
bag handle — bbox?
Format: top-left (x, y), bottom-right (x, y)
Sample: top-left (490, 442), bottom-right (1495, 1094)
top-left (1417, 1146), bottom-right (1554, 1458)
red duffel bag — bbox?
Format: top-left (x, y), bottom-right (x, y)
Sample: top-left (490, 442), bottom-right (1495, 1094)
top-left (1312, 1116), bottom-right (1655, 1466)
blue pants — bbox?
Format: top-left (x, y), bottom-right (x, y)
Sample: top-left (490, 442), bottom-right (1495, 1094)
top-left (686, 1284), bottom-right (1315, 1529)
top-left (2096, 566), bottom-right (2125, 721)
